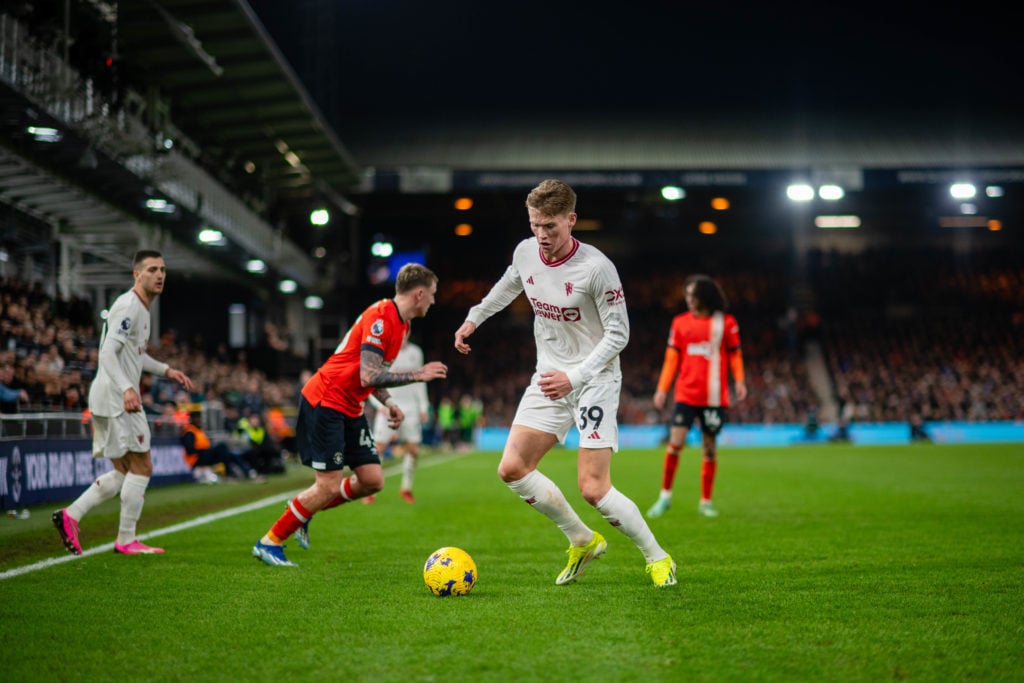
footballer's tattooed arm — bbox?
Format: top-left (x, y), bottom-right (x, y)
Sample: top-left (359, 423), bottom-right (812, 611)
top-left (361, 348), bottom-right (421, 388)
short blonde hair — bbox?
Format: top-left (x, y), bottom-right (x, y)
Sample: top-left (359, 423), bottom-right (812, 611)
top-left (395, 263), bottom-right (438, 294)
top-left (526, 179), bottom-right (576, 216)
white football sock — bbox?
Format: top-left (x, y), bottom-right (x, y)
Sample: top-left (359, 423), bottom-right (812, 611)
top-left (117, 473), bottom-right (150, 545)
top-left (596, 486), bottom-right (668, 563)
top-left (68, 469), bottom-right (125, 521)
top-left (507, 469), bottom-right (591, 545)
top-left (401, 454), bottom-right (416, 491)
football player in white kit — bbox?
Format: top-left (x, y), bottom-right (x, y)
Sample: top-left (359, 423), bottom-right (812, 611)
top-left (367, 336), bottom-right (430, 504)
top-left (53, 250), bottom-right (193, 555)
top-left (454, 179), bottom-right (677, 587)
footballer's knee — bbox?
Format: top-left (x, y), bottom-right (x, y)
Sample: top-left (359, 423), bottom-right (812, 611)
top-left (578, 480), bottom-right (610, 507)
top-left (355, 470), bottom-right (385, 494)
top-left (497, 453), bottom-right (535, 483)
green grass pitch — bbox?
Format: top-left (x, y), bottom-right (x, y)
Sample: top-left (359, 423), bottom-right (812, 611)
top-left (1, 442), bottom-right (1021, 682)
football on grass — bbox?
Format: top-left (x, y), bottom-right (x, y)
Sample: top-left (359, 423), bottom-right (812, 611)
top-left (423, 546), bottom-right (477, 596)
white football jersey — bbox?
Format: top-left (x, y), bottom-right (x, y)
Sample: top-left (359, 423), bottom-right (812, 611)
top-left (88, 289), bottom-right (166, 417)
top-left (466, 237), bottom-right (629, 388)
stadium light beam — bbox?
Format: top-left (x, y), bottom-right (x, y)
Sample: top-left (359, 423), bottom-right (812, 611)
top-left (661, 186), bottom-right (686, 201)
top-left (818, 184), bottom-right (845, 200)
top-left (786, 183), bottom-right (815, 202)
top-left (310, 208), bottom-right (330, 226)
top-left (950, 182), bottom-right (977, 199)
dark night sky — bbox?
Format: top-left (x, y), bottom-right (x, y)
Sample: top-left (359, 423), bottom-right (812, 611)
top-left (243, 1), bottom-right (1024, 287)
top-left (249, 0), bottom-right (1022, 130)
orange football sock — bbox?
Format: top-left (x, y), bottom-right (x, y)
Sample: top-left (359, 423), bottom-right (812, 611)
top-left (701, 460), bottom-right (717, 502)
top-left (340, 475), bottom-right (357, 501)
top-left (269, 496), bottom-right (312, 543)
top-left (661, 444), bottom-right (682, 491)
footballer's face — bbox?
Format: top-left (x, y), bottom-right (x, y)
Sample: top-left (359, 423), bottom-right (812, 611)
top-left (685, 283), bottom-right (698, 311)
top-left (413, 280), bottom-right (438, 318)
top-left (134, 257), bottom-right (167, 300)
top-left (528, 207), bottom-right (576, 262)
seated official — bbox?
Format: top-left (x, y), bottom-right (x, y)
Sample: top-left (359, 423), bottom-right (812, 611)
top-left (181, 412), bottom-right (265, 483)
top-left (236, 412), bottom-right (285, 475)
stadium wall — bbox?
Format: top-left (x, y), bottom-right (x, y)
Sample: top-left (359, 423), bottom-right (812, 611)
top-left (0, 438), bottom-right (191, 510)
top-left (477, 422), bottom-right (1024, 451)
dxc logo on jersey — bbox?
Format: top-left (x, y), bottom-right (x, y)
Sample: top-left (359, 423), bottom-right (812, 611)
top-left (529, 297), bottom-right (581, 322)
top-left (605, 288), bottom-right (625, 304)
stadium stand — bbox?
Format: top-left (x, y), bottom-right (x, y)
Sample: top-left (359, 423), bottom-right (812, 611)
top-left (0, 2), bottom-right (1021, 508)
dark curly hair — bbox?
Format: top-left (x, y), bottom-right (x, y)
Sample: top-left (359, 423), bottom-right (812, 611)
top-left (685, 274), bottom-right (728, 312)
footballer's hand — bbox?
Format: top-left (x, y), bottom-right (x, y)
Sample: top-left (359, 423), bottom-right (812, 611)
top-left (167, 367), bottom-right (194, 392)
top-left (652, 389), bottom-right (667, 411)
top-left (454, 321), bottom-right (476, 355)
top-left (123, 387), bottom-right (142, 412)
top-left (417, 361), bottom-right (448, 381)
top-left (735, 381), bottom-right (748, 402)
top-left (386, 404), bottom-right (405, 429)
top-left (538, 371), bottom-right (572, 401)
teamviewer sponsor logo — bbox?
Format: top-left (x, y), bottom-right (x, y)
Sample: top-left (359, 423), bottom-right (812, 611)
top-left (529, 297), bottom-right (581, 322)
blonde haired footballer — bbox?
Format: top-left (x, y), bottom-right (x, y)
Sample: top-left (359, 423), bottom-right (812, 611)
top-left (454, 179), bottom-right (677, 587)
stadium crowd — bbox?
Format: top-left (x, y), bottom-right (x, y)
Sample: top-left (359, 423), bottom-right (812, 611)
top-left (2, 245), bottom-right (1022, 434)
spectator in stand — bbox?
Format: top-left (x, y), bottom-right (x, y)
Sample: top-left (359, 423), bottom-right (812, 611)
top-left (20, 364), bottom-right (48, 407)
top-left (0, 362), bottom-right (29, 412)
top-left (238, 376), bottom-right (266, 418)
top-left (60, 383), bottom-right (87, 411)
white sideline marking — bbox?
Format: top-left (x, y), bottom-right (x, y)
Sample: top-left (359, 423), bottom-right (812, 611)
top-left (0, 452), bottom-right (468, 581)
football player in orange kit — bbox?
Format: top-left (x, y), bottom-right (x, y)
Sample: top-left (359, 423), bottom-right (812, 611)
top-left (647, 275), bottom-right (747, 519)
top-left (252, 264), bottom-right (448, 567)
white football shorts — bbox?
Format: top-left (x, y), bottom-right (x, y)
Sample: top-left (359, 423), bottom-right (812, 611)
top-left (91, 410), bottom-right (152, 459)
top-left (512, 377), bottom-right (621, 452)
top-left (373, 410), bottom-right (423, 445)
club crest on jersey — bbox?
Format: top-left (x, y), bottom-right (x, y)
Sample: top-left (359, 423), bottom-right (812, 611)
top-left (565, 282), bottom-right (574, 295)
top-left (371, 319), bottom-right (384, 336)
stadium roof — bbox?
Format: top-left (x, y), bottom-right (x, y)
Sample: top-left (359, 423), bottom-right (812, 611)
top-left (0, 0), bottom-right (360, 295)
top-left (345, 108), bottom-right (1024, 190)
top-left (116, 0), bottom-right (360, 197)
